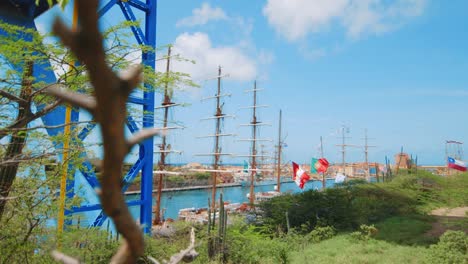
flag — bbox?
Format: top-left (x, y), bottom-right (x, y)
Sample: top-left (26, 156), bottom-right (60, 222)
top-left (447, 157), bottom-right (467, 172)
top-left (311, 158), bottom-right (318, 173)
top-left (243, 160), bottom-right (249, 173)
top-left (335, 172), bottom-right (346, 183)
top-left (311, 158), bottom-right (329, 173)
top-left (378, 164), bottom-right (387, 173)
top-left (292, 162), bottom-right (310, 189)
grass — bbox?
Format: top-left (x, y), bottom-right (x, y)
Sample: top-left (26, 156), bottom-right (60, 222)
top-left (290, 234), bottom-right (430, 264)
top-left (383, 171), bottom-right (468, 213)
top-left (374, 216), bottom-right (435, 245)
top-left (287, 172), bottom-right (468, 264)
top-left (440, 216), bottom-right (468, 230)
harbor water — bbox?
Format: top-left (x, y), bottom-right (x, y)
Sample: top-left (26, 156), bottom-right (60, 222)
top-left (127, 179), bottom-right (339, 220)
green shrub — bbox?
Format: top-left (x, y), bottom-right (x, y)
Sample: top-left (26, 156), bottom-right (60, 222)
top-left (349, 224), bottom-right (378, 241)
top-left (259, 180), bottom-right (414, 234)
top-left (223, 223), bottom-right (292, 264)
top-left (194, 172), bottom-right (210, 180)
top-left (427, 230), bottom-right (468, 264)
top-left (307, 226), bottom-right (336, 243)
top-left (166, 176), bottom-right (185, 183)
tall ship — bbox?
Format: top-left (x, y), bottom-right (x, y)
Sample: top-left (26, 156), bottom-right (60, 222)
top-left (179, 66), bottom-right (237, 222)
top-left (152, 46), bottom-right (184, 225)
top-left (237, 81), bottom-right (275, 204)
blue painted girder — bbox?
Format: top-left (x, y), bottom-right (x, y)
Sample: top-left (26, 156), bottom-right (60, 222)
top-left (0, 0), bottom-right (158, 234)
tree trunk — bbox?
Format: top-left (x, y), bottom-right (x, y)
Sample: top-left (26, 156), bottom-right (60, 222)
top-left (0, 61), bottom-right (33, 218)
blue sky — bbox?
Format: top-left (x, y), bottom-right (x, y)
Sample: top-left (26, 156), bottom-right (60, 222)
top-left (35, 0), bottom-right (468, 166)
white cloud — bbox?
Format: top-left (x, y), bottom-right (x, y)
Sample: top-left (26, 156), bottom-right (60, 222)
top-left (258, 50), bottom-right (275, 65)
top-left (263, 0), bottom-right (426, 41)
top-left (176, 3), bottom-right (228, 27)
top-left (161, 32), bottom-right (257, 82)
top-left (298, 45), bottom-right (328, 61)
top-left (232, 16), bottom-right (254, 37)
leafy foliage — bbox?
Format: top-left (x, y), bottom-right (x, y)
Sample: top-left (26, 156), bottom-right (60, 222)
top-left (221, 223), bottom-right (291, 264)
top-left (427, 230), bottom-right (468, 264)
top-left (349, 224), bottom-right (379, 241)
top-left (259, 171), bottom-right (467, 235)
top-left (306, 226), bottom-right (336, 243)
top-left (259, 180), bottom-right (413, 233)
top-left (0, 160), bottom-right (81, 263)
top-left (0, 17), bottom-right (198, 262)
top-left (374, 216), bottom-right (434, 245)
top-left (290, 234), bottom-right (429, 264)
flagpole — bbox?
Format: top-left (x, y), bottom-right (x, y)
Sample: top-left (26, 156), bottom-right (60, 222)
top-left (249, 81), bottom-right (258, 205)
top-left (320, 136), bottom-right (325, 189)
top-left (276, 110), bottom-right (282, 192)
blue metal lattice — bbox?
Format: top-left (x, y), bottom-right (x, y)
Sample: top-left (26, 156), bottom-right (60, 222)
top-left (0, 0), bottom-right (157, 234)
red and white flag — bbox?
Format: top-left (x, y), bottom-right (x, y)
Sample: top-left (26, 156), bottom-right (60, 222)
top-left (447, 157), bottom-right (467, 171)
top-left (292, 162), bottom-right (311, 189)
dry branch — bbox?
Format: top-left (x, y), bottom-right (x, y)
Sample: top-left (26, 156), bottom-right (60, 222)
top-left (167, 228), bottom-right (199, 264)
top-left (0, 99), bottom-right (62, 141)
top-left (48, 1), bottom-right (154, 263)
top-left (0, 90), bottom-right (28, 105)
top-left (47, 1), bottom-right (199, 263)
top-left (44, 84), bottom-right (96, 113)
top-left (51, 250), bottom-right (81, 264)
top-left (119, 65), bottom-right (143, 97)
top-left (127, 128), bottom-right (163, 153)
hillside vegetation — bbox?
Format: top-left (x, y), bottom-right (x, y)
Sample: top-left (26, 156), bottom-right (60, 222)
top-left (1, 170), bottom-right (466, 263)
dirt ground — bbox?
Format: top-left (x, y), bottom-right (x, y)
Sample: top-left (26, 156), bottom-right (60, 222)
top-left (425, 207), bottom-right (468, 238)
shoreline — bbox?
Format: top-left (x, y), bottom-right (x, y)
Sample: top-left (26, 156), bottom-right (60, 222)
top-left (125, 182), bottom-right (242, 195)
top-left (124, 179), bottom-right (329, 195)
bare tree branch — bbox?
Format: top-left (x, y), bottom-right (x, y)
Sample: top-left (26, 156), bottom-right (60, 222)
top-left (146, 257), bottom-right (160, 264)
top-left (51, 250), bottom-right (81, 264)
top-left (49, 1), bottom-right (148, 262)
top-left (44, 84), bottom-right (96, 113)
top-left (31, 83), bottom-right (60, 97)
top-left (3, 120), bottom-right (93, 133)
top-left (0, 195), bottom-right (22, 201)
top-left (0, 153), bottom-right (54, 166)
top-left (0, 90), bottom-right (28, 105)
top-left (167, 228), bottom-right (198, 264)
top-left (119, 65), bottom-right (143, 97)
top-left (51, 20), bottom-right (79, 57)
top-left (0, 99), bottom-right (62, 141)
top-left (110, 240), bottom-right (132, 264)
top-left (126, 128), bottom-right (162, 153)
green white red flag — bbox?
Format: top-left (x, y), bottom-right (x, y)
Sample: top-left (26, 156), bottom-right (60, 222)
top-left (311, 158), bottom-right (330, 173)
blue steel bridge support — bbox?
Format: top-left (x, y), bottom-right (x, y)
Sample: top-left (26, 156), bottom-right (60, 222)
top-left (0, 0), bottom-right (157, 234)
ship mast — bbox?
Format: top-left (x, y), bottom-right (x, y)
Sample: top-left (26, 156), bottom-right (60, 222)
top-left (238, 81), bottom-right (271, 205)
top-left (154, 46), bottom-right (182, 224)
top-left (341, 126), bottom-right (346, 173)
top-left (212, 66), bottom-right (222, 210)
top-left (276, 110), bottom-right (282, 192)
top-left (250, 81), bottom-right (258, 205)
top-left (335, 125), bottom-right (358, 176)
top-left (362, 129), bottom-right (376, 178)
top-left (194, 66), bottom-right (234, 211)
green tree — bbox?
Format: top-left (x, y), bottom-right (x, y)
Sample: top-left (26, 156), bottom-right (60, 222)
top-left (0, 13), bottom-right (197, 262)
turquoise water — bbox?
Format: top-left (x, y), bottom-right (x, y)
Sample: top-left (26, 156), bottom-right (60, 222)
top-left (127, 179), bottom-right (338, 220)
